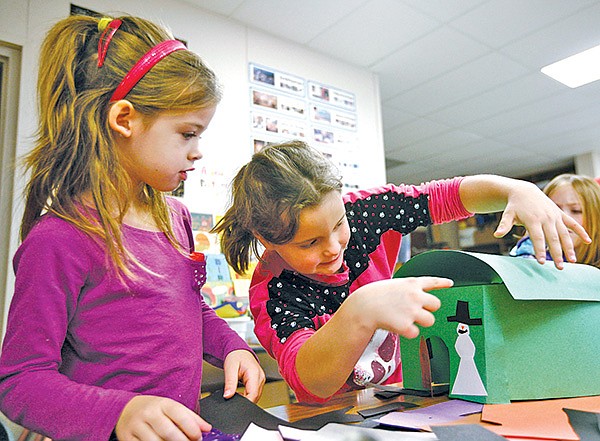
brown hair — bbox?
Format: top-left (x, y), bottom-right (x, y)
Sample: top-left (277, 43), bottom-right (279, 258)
top-left (212, 140), bottom-right (343, 274)
top-left (21, 14), bottom-right (221, 275)
top-left (543, 174), bottom-right (600, 268)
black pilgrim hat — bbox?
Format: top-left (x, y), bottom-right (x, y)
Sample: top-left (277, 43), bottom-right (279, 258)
top-left (447, 300), bottom-right (482, 325)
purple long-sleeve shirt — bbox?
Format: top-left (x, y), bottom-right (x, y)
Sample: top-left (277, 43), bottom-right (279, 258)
top-left (0, 198), bottom-right (251, 440)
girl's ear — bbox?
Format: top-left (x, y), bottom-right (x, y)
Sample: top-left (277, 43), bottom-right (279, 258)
top-left (108, 100), bottom-right (136, 138)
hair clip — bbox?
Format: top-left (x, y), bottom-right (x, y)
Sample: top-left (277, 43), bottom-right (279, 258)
top-left (97, 18), bottom-right (122, 67)
top-left (98, 17), bottom-right (112, 31)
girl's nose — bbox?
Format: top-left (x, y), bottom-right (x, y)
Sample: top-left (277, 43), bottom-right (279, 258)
top-left (323, 235), bottom-right (342, 256)
top-left (190, 144), bottom-right (203, 161)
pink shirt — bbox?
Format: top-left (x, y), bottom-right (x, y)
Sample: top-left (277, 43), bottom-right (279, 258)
top-left (0, 198), bottom-right (252, 440)
top-left (249, 179), bottom-right (471, 403)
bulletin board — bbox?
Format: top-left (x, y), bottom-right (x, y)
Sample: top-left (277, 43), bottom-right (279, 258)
top-left (175, 62), bottom-right (368, 301)
top-left (249, 63), bottom-right (362, 192)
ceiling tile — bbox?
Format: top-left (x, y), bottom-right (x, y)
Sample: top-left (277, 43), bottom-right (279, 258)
top-left (500, 2), bottom-right (600, 68)
top-left (425, 73), bottom-right (562, 127)
top-left (384, 52), bottom-right (529, 115)
top-left (181, 0), bottom-right (245, 15)
top-left (231, 0), bottom-right (370, 44)
top-left (384, 117), bottom-right (451, 152)
top-left (373, 26), bottom-right (489, 98)
top-left (307, 0), bottom-right (438, 66)
top-left (381, 105), bottom-right (418, 130)
top-left (386, 129), bottom-right (484, 163)
top-left (450, 0), bottom-right (599, 48)
top-left (386, 159), bottom-right (438, 185)
top-left (468, 88), bottom-right (600, 138)
top-left (506, 120), bottom-right (600, 154)
top-left (491, 153), bottom-right (573, 178)
top-left (400, 0), bottom-right (488, 21)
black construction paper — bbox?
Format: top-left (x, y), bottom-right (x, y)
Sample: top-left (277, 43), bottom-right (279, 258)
top-left (199, 392), bottom-right (287, 434)
top-left (357, 401), bottom-right (418, 418)
top-left (564, 408), bottom-right (600, 441)
top-left (431, 424), bottom-right (507, 440)
top-left (374, 390), bottom-right (403, 400)
top-left (199, 391), bottom-right (362, 434)
top-left (374, 386), bottom-right (446, 397)
top-left (292, 405), bottom-right (363, 429)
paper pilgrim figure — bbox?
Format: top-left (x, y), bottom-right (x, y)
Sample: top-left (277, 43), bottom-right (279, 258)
top-left (447, 300), bottom-right (488, 396)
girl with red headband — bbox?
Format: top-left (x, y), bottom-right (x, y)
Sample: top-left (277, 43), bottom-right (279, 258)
top-left (0, 14), bottom-right (264, 440)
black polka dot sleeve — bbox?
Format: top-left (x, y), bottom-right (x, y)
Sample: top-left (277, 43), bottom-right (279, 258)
top-left (265, 271), bottom-right (350, 343)
top-left (344, 189), bottom-right (431, 280)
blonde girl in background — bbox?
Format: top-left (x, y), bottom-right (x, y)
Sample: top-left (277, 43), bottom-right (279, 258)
top-left (0, 15), bottom-right (264, 441)
top-left (213, 140), bottom-right (588, 403)
top-left (511, 173), bottom-right (600, 268)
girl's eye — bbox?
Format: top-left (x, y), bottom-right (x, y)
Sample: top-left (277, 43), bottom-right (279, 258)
top-left (182, 132), bottom-right (198, 140)
top-left (299, 240), bottom-right (317, 249)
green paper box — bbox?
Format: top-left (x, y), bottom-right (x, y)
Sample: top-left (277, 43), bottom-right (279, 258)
top-left (394, 249), bottom-right (600, 404)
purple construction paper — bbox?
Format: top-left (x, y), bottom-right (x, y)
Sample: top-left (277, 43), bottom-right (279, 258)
top-left (377, 411), bottom-right (456, 429)
top-left (202, 428), bottom-right (241, 440)
top-left (377, 400), bottom-right (483, 430)
top-left (419, 400), bottom-right (483, 418)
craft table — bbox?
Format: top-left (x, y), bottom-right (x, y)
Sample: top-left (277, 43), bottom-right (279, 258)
top-left (264, 384), bottom-right (599, 440)
top-left (265, 383), bottom-right (448, 423)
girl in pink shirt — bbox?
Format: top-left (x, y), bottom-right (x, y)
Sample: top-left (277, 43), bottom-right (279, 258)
top-left (213, 140), bottom-right (588, 403)
top-left (0, 14), bottom-right (264, 441)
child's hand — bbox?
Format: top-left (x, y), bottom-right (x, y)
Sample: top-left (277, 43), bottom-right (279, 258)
top-left (115, 395), bottom-right (210, 441)
top-left (493, 180), bottom-right (591, 269)
top-left (353, 276), bottom-right (451, 339)
top-left (222, 349), bottom-right (266, 402)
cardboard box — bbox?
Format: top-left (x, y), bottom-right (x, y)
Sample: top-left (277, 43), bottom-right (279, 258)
top-left (394, 249), bottom-right (600, 404)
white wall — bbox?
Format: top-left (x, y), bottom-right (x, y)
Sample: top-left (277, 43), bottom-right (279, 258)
top-left (575, 151), bottom-right (600, 178)
top-left (0, 0), bottom-right (384, 334)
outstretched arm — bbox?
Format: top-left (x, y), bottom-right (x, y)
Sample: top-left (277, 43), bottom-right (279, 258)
top-left (295, 277), bottom-right (451, 399)
top-left (458, 175), bottom-right (591, 269)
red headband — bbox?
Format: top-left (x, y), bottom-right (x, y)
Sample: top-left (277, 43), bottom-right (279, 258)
top-left (109, 40), bottom-right (187, 102)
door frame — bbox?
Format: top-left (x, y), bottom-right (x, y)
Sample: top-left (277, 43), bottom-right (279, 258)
top-left (0, 41), bottom-right (22, 340)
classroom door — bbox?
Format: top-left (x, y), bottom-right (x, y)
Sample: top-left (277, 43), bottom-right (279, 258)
top-left (0, 42), bottom-right (21, 342)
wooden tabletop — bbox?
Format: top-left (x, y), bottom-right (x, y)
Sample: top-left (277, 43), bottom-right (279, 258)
top-left (265, 384), bottom-right (449, 422)
top-left (264, 386), bottom-right (574, 440)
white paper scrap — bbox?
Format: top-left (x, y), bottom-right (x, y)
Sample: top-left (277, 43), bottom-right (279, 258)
top-left (277, 425), bottom-right (315, 440)
top-left (301, 423), bottom-right (438, 440)
top-left (240, 423), bottom-right (284, 441)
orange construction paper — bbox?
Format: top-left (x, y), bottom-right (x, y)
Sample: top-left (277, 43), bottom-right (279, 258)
top-left (481, 396), bottom-right (600, 440)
